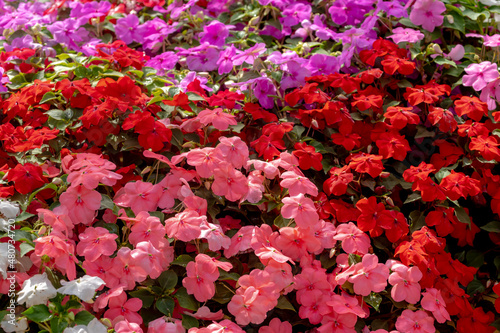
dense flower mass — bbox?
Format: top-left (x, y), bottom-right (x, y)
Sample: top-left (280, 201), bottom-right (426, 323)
top-left (0, 0), bottom-right (500, 333)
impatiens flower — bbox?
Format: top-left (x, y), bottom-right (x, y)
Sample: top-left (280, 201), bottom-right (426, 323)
top-left (259, 318), bottom-right (292, 333)
top-left (388, 264), bottom-right (422, 304)
top-left (388, 27), bottom-right (424, 44)
top-left (421, 288), bottom-right (451, 323)
top-left (232, 43), bottom-right (266, 66)
top-left (395, 309), bottom-right (435, 333)
top-left (462, 61), bottom-right (499, 91)
top-left (409, 0), bottom-right (446, 32)
top-left (348, 254), bottom-right (389, 296)
top-left (114, 181), bottom-right (162, 214)
top-left (76, 227), bottom-right (118, 262)
top-left (228, 286), bottom-right (270, 326)
top-left (148, 317), bottom-right (184, 333)
top-left (281, 193), bottom-right (319, 228)
top-left (212, 165), bottom-right (249, 202)
top-left (197, 108), bottom-right (237, 130)
top-left (104, 292), bottom-right (143, 325)
top-left (280, 171), bottom-right (318, 197)
top-left (333, 222), bottom-right (370, 254)
top-left (165, 210), bottom-right (206, 242)
top-left (57, 275), bottom-right (105, 302)
top-left (1, 317), bottom-right (28, 333)
top-left (17, 273), bottom-right (57, 308)
top-left (62, 318), bottom-right (108, 333)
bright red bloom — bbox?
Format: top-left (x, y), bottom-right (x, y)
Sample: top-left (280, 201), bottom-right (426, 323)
top-left (428, 106), bottom-right (457, 133)
top-left (347, 153), bottom-right (384, 178)
top-left (251, 133), bottom-right (286, 161)
top-left (375, 131), bottom-right (411, 160)
top-left (292, 142), bottom-right (323, 171)
top-left (329, 73), bottom-right (361, 94)
top-left (163, 92), bottom-right (193, 112)
top-left (351, 86), bottom-right (384, 112)
top-left (6, 163), bottom-right (48, 194)
top-left (208, 90), bottom-right (245, 109)
top-left (456, 307), bottom-right (495, 333)
top-left (384, 106), bottom-right (420, 129)
top-left (323, 166), bottom-right (353, 196)
top-left (381, 55), bottom-right (416, 75)
top-left (404, 81), bottom-right (450, 106)
top-left (469, 135), bottom-right (500, 161)
top-left (243, 103), bottom-right (278, 122)
top-left (403, 162), bottom-right (436, 183)
top-left (454, 96), bottom-right (488, 121)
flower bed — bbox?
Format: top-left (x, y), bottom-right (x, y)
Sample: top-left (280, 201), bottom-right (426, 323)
top-left (0, 0), bottom-right (500, 332)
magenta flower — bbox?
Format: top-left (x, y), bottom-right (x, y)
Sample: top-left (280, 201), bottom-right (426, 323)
top-left (395, 309), bottom-right (435, 333)
top-left (199, 20), bottom-right (233, 47)
top-left (115, 14), bottom-right (141, 44)
top-left (232, 43), bottom-right (267, 66)
top-left (389, 27), bottom-right (425, 44)
top-left (463, 61), bottom-right (499, 91)
top-left (409, 0), bottom-right (446, 32)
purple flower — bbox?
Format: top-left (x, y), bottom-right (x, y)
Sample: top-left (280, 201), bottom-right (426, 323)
top-left (409, 0), bottom-right (446, 32)
top-left (115, 15), bottom-right (141, 44)
top-left (186, 46), bottom-right (220, 72)
top-left (252, 77), bottom-right (276, 109)
top-left (281, 60), bottom-right (311, 91)
top-left (379, 0), bottom-right (408, 18)
top-left (70, 1), bottom-right (111, 26)
top-left (138, 18), bottom-right (179, 52)
top-left (167, 0), bottom-right (197, 20)
top-left (199, 21), bottom-right (233, 47)
top-left (463, 61), bottom-right (499, 91)
top-left (389, 27), bottom-right (425, 44)
top-left (146, 52), bottom-right (179, 76)
top-left (328, 0), bottom-right (375, 26)
top-left (309, 15), bottom-right (336, 40)
top-left (180, 72), bottom-right (213, 92)
top-left (217, 45), bottom-right (237, 75)
top-left (281, 2), bottom-right (312, 27)
top-left (47, 19), bottom-right (90, 52)
top-left (232, 43), bottom-right (267, 66)
top-left (308, 54), bottom-right (340, 76)
top-left (0, 68), bottom-right (10, 93)
top-left (267, 50), bottom-right (301, 65)
top-left (260, 25), bottom-right (286, 39)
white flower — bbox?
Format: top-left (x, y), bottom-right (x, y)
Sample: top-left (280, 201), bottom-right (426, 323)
top-left (17, 273), bottom-right (57, 308)
top-left (0, 243), bottom-right (10, 279)
top-left (0, 200), bottom-right (19, 219)
top-left (57, 275), bottom-right (105, 303)
top-left (1, 316), bottom-right (28, 333)
top-left (62, 318), bottom-right (107, 333)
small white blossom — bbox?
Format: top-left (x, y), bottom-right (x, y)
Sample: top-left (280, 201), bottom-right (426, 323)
top-left (17, 273), bottom-right (57, 308)
top-left (0, 243), bottom-right (10, 279)
top-left (1, 316), bottom-right (28, 333)
top-left (0, 200), bottom-right (19, 219)
top-left (62, 318), bottom-right (107, 333)
top-left (57, 275), bottom-right (105, 303)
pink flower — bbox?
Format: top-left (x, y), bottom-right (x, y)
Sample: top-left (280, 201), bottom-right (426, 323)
top-left (388, 264), bottom-right (422, 304)
top-left (216, 136), bottom-right (249, 169)
top-left (462, 61), bottom-right (499, 91)
top-left (318, 312), bottom-right (357, 333)
top-left (259, 318), bottom-right (292, 333)
top-left (348, 254), bottom-right (389, 296)
top-left (281, 193), bottom-right (319, 228)
top-left (421, 288), bottom-right (451, 323)
top-left (105, 291), bottom-right (143, 325)
top-left (189, 306), bottom-right (224, 321)
top-left (59, 185), bottom-right (101, 225)
top-left (298, 289), bottom-right (330, 324)
top-left (193, 320), bottom-right (244, 333)
top-left (280, 171), bottom-right (318, 197)
top-left (227, 286), bottom-right (269, 326)
top-left (197, 108), bottom-right (237, 130)
top-left (327, 292), bottom-right (367, 318)
top-left (148, 317), bottom-right (184, 333)
top-left (199, 222), bottom-right (231, 251)
top-left (165, 210), bottom-right (205, 242)
top-left (409, 0), bottom-right (446, 32)
top-left (115, 321), bottom-right (143, 333)
top-left (389, 27), bottom-right (424, 44)
top-left (76, 227), bottom-right (118, 262)
top-left (183, 260), bottom-right (217, 302)
top-left (395, 309), bottom-right (435, 333)
top-left (333, 222), bottom-right (370, 255)
top-left (211, 165), bottom-right (249, 201)
top-left (275, 227), bottom-right (321, 261)
top-left (110, 247), bottom-right (148, 290)
top-left (114, 181), bottom-right (162, 214)
top-left (132, 241), bottom-right (169, 279)
top-left (128, 212), bottom-right (165, 248)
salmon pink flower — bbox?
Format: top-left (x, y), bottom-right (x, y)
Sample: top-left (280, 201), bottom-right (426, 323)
top-left (76, 227), bottom-right (118, 262)
top-left (280, 171), bottom-right (318, 197)
top-left (421, 288), bottom-right (450, 323)
top-left (186, 148), bottom-right (222, 178)
top-left (259, 318), bottom-right (292, 333)
top-left (212, 165), bottom-right (249, 202)
top-left (298, 289), bottom-right (330, 325)
top-left (165, 210), bottom-right (205, 242)
top-left (128, 212), bottom-right (165, 248)
top-left (113, 181), bottom-right (162, 214)
top-left (216, 136), bottom-right (249, 169)
top-left (388, 264), bottom-right (422, 304)
top-left (281, 193), bottom-right (319, 228)
top-left (105, 291), bottom-right (143, 325)
top-left (228, 286), bottom-right (269, 326)
top-left (395, 309), bottom-right (435, 333)
top-left (183, 260), bottom-right (217, 302)
top-left (333, 222), bottom-right (371, 255)
top-left (197, 108), bottom-right (237, 130)
top-left (59, 185), bottom-right (101, 225)
top-left (348, 254), bottom-right (389, 296)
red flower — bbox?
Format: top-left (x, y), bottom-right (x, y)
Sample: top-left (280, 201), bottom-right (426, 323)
top-left (243, 103), bottom-right (278, 122)
top-left (6, 163), bottom-right (48, 194)
top-left (454, 96), bottom-right (488, 121)
top-left (381, 55), bottom-right (416, 75)
top-left (208, 90), bottom-right (245, 109)
top-left (428, 106), bottom-right (457, 133)
top-left (323, 166), bottom-right (353, 196)
top-left (469, 135), bottom-right (500, 161)
top-left (251, 133), bottom-right (285, 161)
top-left (384, 106), bottom-right (420, 129)
top-left (375, 131), bottom-right (411, 161)
top-left (351, 87), bottom-right (384, 112)
top-left (292, 142), bottom-right (323, 171)
top-left (163, 92), bottom-right (193, 112)
top-left (329, 73), bottom-right (361, 94)
top-left (404, 81), bottom-right (450, 106)
top-left (347, 153), bottom-right (384, 178)
top-left (457, 307), bottom-right (495, 333)
top-left (413, 177), bottom-right (447, 202)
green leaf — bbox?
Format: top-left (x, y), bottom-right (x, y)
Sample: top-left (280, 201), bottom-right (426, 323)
top-left (74, 311), bottom-right (94, 326)
top-left (466, 250), bottom-right (485, 268)
top-left (276, 296), bottom-right (296, 312)
top-left (74, 66), bottom-right (89, 78)
top-left (182, 314), bottom-right (199, 330)
top-left (40, 92), bottom-right (58, 104)
top-left (174, 287), bottom-right (199, 311)
top-left (50, 316), bottom-right (68, 333)
top-left (218, 270), bottom-right (240, 281)
top-left (171, 255), bottom-right (194, 267)
top-left (466, 279), bottom-right (485, 296)
top-left (22, 305), bottom-right (52, 322)
top-left (454, 207), bottom-right (471, 226)
top-left (364, 292), bottom-right (382, 312)
top-left (434, 56), bottom-right (457, 68)
top-left (156, 296), bottom-right (175, 316)
top-left (409, 210), bottom-right (426, 233)
top-left (481, 221), bottom-right (500, 233)
top-left (100, 194), bottom-right (115, 210)
top-left (187, 91), bottom-right (206, 101)
top-left (7, 74), bottom-right (28, 89)
top-left (462, 8), bottom-right (489, 21)
top-left (404, 193), bottom-right (421, 205)
top-left (212, 282), bottom-right (234, 304)
top-left (19, 242), bottom-right (35, 256)
top-left (129, 289), bottom-right (155, 308)
top-left (158, 270), bottom-right (178, 291)
top-left (15, 212), bottom-right (35, 222)
top-left (444, 5), bottom-right (465, 33)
